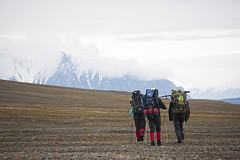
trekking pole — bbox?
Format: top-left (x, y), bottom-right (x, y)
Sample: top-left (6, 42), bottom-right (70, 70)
top-left (131, 122), bottom-right (133, 141)
top-left (145, 122), bottom-right (148, 143)
top-left (163, 110), bottom-right (168, 144)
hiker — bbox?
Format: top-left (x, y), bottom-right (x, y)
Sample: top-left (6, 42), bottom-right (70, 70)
top-left (130, 90), bottom-right (146, 142)
top-left (143, 88), bottom-right (167, 146)
top-left (168, 89), bottom-right (190, 143)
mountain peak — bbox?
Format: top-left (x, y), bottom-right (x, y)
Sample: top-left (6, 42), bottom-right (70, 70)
top-left (10, 52), bottom-right (183, 95)
top-left (60, 51), bottom-right (72, 64)
top-left (10, 59), bottom-right (35, 82)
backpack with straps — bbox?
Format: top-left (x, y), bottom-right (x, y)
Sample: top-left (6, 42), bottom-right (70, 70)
top-left (171, 90), bottom-right (189, 115)
top-left (131, 90), bottom-right (144, 116)
top-left (144, 88), bottom-right (159, 115)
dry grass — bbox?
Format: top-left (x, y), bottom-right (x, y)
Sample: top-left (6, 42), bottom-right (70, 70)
top-left (0, 79), bottom-right (240, 159)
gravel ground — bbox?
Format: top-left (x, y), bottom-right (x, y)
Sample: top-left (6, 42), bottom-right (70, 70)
top-left (0, 80), bottom-right (239, 159)
top-left (0, 112), bottom-right (239, 160)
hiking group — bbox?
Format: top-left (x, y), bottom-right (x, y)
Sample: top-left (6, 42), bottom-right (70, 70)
top-left (130, 88), bottom-right (190, 146)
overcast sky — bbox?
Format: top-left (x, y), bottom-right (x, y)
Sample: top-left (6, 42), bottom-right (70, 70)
top-left (0, 0), bottom-right (240, 89)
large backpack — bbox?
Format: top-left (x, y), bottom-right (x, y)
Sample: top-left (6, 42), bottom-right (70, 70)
top-left (144, 88), bottom-right (159, 116)
top-left (171, 90), bottom-right (189, 115)
top-left (131, 90), bottom-right (144, 116)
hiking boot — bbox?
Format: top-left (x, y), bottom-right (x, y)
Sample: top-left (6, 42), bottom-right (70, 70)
top-left (137, 137), bottom-right (141, 142)
top-left (136, 131), bottom-right (141, 142)
top-left (140, 135), bottom-right (144, 141)
top-left (157, 140), bottom-right (162, 146)
top-left (178, 139), bottom-right (182, 143)
top-left (151, 141), bottom-right (155, 146)
top-left (181, 134), bottom-right (184, 140)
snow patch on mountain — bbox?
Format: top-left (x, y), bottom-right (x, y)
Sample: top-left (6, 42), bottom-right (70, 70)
top-left (29, 52), bottom-right (182, 95)
top-left (190, 88), bottom-right (240, 100)
top-left (10, 59), bottom-right (36, 82)
top-left (8, 52), bottom-right (240, 99)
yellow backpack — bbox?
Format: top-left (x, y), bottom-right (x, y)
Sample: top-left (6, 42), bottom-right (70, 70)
top-left (171, 90), bottom-right (189, 114)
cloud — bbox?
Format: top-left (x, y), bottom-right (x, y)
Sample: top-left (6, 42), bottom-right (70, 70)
top-left (169, 52), bottom-right (240, 89)
top-left (0, 32), bottom-right (62, 78)
top-left (0, 32), bottom-right (172, 81)
top-left (116, 30), bottom-right (240, 42)
top-left (1, 0), bottom-right (240, 90)
top-left (59, 35), bottom-right (173, 80)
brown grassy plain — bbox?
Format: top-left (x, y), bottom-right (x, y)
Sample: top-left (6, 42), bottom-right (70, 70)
top-left (0, 79), bottom-right (239, 159)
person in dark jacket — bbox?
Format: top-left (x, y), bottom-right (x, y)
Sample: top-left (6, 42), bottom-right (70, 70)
top-left (169, 100), bottom-right (190, 143)
top-left (144, 90), bottom-right (167, 146)
top-left (130, 93), bottom-right (146, 142)
top-left (134, 110), bottom-right (146, 141)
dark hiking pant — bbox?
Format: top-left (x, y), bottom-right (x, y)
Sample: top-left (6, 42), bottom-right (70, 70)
top-left (148, 115), bottom-right (162, 141)
top-left (149, 115), bottom-right (161, 133)
top-left (134, 115), bottom-right (146, 131)
top-left (134, 115), bottom-right (146, 141)
top-left (173, 114), bottom-right (185, 140)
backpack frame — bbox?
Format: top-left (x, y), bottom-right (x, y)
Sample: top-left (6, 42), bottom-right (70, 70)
top-left (171, 90), bottom-right (188, 114)
top-left (144, 89), bottom-right (159, 116)
top-left (131, 90), bottom-right (144, 116)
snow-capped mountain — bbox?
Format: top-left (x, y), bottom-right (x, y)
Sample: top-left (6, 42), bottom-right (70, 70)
top-left (190, 88), bottom-right (240, 100)
top-left (10, 59), bottom-right (36, 82)
top-left (8, 52), bottom-right (240, 99)
top-left (32, 52), bottom-right (182, 95)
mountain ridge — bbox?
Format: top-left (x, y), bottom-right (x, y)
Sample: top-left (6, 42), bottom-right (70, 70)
top-left (9, 52), bottom-right (240, 99)
top-left (220, 97), bottom-right (240, 104)
top-left (10, 52), bottom-right (183, 95)
top-left (190, 88), bottom-right (240, 100)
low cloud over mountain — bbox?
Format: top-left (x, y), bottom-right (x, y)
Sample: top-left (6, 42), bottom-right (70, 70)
top-left (10, 52), bottom-right (183, 96)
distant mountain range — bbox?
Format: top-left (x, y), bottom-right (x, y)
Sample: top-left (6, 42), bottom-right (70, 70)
top-left (220, 97), bottom-right (240, 104)
top-left (10, 52), bottom-right (183, 96)
top-left (189, 88), bottom-right (240, 100)
top-left (8, 52), bottom-right (240, 100)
